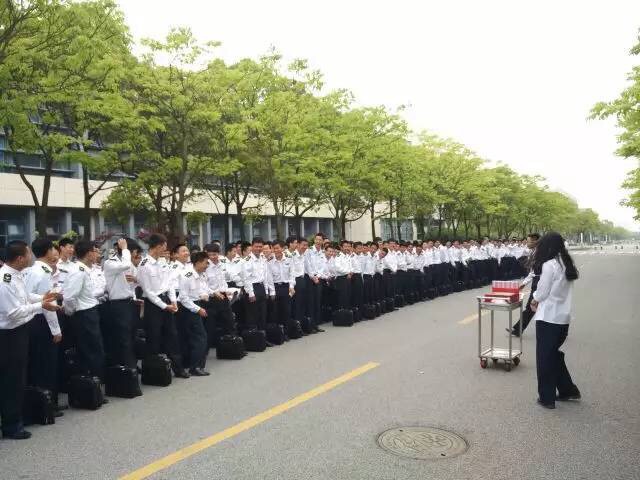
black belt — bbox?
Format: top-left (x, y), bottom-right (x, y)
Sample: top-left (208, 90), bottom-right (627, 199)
top-left (110, 297), bottom-right (133, 302)
top-left (383, 269), bottom-right (391, 274)
top-left (275, 282), bottom-right (289, 286)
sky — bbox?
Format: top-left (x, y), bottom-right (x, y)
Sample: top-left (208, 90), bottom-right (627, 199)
top-left (117, 0), bottom-right (640, 231)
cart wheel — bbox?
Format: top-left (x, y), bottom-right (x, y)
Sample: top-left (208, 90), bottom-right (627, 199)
top-left (505, 362), bottom-right (512, 372)
top-left (513, 357), bottom-right (520, 366)
top-left (480, 358), bottom-right (488, 369)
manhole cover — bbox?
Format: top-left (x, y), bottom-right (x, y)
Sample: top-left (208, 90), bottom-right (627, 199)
top-left (377, 426), bottom-right (468, 460)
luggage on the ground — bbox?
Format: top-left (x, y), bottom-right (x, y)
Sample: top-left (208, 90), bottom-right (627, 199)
top-left (105, 365), bottom-right (142, 398)
top-left (332, 308), bottom-right (354, 327)
top-left (454, 281), bottom-right (465, 292)
top-left (300, 316), bottom-right (314, 334)
top-left (394, 294), bottom-right (406, 308)
top-left (352, 307), bottom-right (362, 322)
top-left (426, 287), bottom-right (438, 300)
top-left (265, 323), bottom-right (286, 345)
top-left (141, 354), bottom-right (172, 387)
top-left (59, 348), bottom-right (83, 393)
top-left (287, 320), bottom-right (304, 339)
top-left (385, 297), bottom-right (395, 312)
top-left (241, 329), bottom-right (267, 352)
top-left (362, 304), bottom-right (376, 320)
top-left (68, 375), bottom-right (103, 410)
top-left (216, 334), bottom-right (247, 360)
top-left (23, 386), bottom-right (56, 426)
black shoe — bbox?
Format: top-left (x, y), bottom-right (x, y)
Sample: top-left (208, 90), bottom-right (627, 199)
top-left (4, 430), bottom-right (31, 440)
top-left (537, 399), bottom-right (555, 409)
top-left (189, 368), bottom-right (210, 377)
top-left (557, 391), bottom-right (581, 401)
top-left (56, 404), bottom-right (69, 411)
top-left (54, 410), bottom-right (64, 418)
top-left (265, 341), bottom-right (275, 348)
top-left (301, 331), bottom-right (309, 336)
top-left (315, 327), bottom-right (325, 333)
top-left (506, 328), bottom-right (520, 337)
top-left (102, 398), bottom-right (109, 405)
top-left (175, 369), bottom-right (191, 378)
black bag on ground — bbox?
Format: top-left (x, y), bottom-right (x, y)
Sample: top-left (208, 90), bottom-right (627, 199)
top-left (105, 365), bottom-right (142, 398)
top-left (133, 329), bottom-right (146, 361)
top-left (406, 292), bottom-right (416, 304)
top-left (362, 304), bottom-right (376, 320)
top-left (216, 335), bottom-right (247, 359)
top-left (426, 287), bottom-right (438, 300)
top-left (141, 354), bottom-right (172, 387)
top-left (266, 323), bottom-right (286, 345)
top-left (23, 386), bottom-right (56, 426)
top-left (332, 309), bottom-right (354, 327)
top-left (352, 307), bottom-right (362, 322)
top-left (300, 316), bottom-right (314, 334)
top-left (241, 329), bottom-right (267, 352)
top-left (394, 294), bottom-right (406, 308)
top-left (374, 302), bottom-right (382, 316)
top-left (385, 297), bottom-right (395, 312)
top-left (68, 375), bottom-right (103, 410)
top-left (287, 320), bottom-right (304, 339)
top-left (59, 348), bottom-right (83, 393)
top-left (454, 281), bottom-right (465, 292)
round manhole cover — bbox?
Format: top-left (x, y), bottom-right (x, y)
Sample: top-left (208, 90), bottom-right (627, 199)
top-left (377, 426), bottom-right (468, 460)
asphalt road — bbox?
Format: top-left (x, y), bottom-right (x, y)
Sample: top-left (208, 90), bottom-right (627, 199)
top-left (1, 254), bottom-right (639, 480)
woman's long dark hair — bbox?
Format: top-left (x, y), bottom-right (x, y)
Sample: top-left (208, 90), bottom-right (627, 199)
top-left (532, 232), bottom-right (579, 281)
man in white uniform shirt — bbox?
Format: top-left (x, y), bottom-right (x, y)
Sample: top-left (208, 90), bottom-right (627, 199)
top-left (204, 243), bottom-right (236, 344)
top-left (304, 233), bottom-right (327, 333)
top-left (0, 241), bottom-right (59, 440)
top-left (137, 234), bottom-right (189, 379)
top-left (62, 240), bottom-right (107, 383)
top-left (103, 238), bottom-right (142, 368)
top-left (178, 251), bottom-right (211, 376)
top-left (290, 237), bottom-right (310, 332)
top-left (241, 237), bottom-right (272, 342)
top-left (24, 238), bottom-right (64, 417)
top-left (267, 241), bottom-right (296, 333)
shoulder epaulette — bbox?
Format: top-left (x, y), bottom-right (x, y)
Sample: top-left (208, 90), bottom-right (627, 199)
top-left (185, 271), bottom-right (193, 277)
top-left (171, 263), bottom-right (178, 269)
top-left (59, 268), bottom-right (69, 274)
top-left (3, 273), bottom-right (11, 283)
top-left (245, 256), bottom-right (251, 261)
top-left (220, 257), bottom-right (227, 263)
top-left (140, 258), bottom-right (148, 266)
top-left (41, 265), bottom-right (52, 274)
top-left (78, 266), bottom-right (85, 272)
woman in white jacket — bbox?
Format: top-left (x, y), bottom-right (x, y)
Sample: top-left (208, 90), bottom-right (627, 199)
top-left (530, 232), bottom-right (581, 409)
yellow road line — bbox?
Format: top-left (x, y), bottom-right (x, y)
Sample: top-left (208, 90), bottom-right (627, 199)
top-left (458, 311), bottom-right (487, 325)
top-left (119, 361), bottom-right (380, 480)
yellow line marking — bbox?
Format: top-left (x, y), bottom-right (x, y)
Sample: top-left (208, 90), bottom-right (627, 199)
top-left (119, 361), bottom-right (380, 480)
top-left (458, 312), bottom-right (487, 325)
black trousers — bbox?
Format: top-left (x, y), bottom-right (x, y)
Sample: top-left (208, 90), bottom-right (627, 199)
top-left (293, 276), bottom-right (307, 322)
top-left (383, 270), bottom-right (395, 299)
top-left (409, 270), bottom-right (422, 298)
top-left (71, 306), bottom-right (105, 380)
top-left (363, 274), bottom-right (374, 305)
top-left (143, 299), bottom-right (183, 373)
top-left (373, 273), bottom-right (383, 302)
top-left (536, 321), bottom-right (579, 404)
top-left (244, 283), bottom-right (267, 331)
top-left (103, 299), bottom-right (136, 368)
top-left (0, 323), bottom-right (29, 435)
top-left (512, 292), bottom-right (534, 334)
top-left (28, 314), bottom-right (59, 400)
top-left (306, 275), bottom-right (323, 328)
top-left (334, 275), bottom-right (351, 310)
top-left (206, 296), bottom-right (236, 338)
top-left (351, 274), bottom-right (364, 310)
top-left (178, 307), bottom-right (208, 369)
top-left (423, 266), bottom-right (434, 291)
top-left (273, 283), bottom-right (293, 327)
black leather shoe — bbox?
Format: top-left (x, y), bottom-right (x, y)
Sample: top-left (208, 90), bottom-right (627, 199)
top-left (56, 404), bottom-right (69, 411)
top-left (315, 328), bottom-right (325, 333)
top-left (505, 328), bottom-right (520, 337)
top-left (265, 341), bottom-right (275, 348)
top-left (537, 399), bottom-right (555, 409)
top-left (4, 430), bottom-right (32, 440)
top-left (102, 398), bottom-right (109, 405)
top-left (54, 410), bottom-right (64, 418)
top-left (557, 391), bottom-right (581, 401)
top-left (189, 368), bottom-right (210, 377)
top-left (175, 369), bottom-right (191, 378)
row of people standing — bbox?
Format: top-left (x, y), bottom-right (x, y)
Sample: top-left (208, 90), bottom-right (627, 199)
top-left (0, 232), bottom-right (531, 440)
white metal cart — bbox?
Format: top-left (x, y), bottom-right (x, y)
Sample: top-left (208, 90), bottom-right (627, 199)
top-left (477, 296), bottom-right (523, 371)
